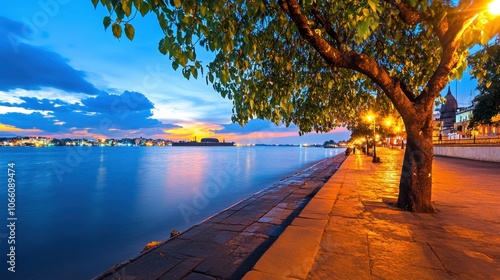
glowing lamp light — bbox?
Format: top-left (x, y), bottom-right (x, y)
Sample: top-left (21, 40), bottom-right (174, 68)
top-left (489, 0), bottom-right (500, 15)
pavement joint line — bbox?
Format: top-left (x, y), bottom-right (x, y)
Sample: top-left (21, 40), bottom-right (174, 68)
top-left (426, 241), bottom-right (450, 273)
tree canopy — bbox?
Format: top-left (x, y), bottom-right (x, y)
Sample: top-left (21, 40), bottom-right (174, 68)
top-left (92, 0), bottom-right (498, 132)
top-left (91, 0), bottom-right (500, 212)
top-left (469, 43), bottom-right (500, 126)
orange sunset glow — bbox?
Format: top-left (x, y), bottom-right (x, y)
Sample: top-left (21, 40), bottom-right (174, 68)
top-left (164, 122), bottom-right (225, 141)
top-left (0, 123), bottom-right (42, 133)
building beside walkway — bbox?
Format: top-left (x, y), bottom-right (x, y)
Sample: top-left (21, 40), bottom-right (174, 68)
top-left (435, 86), bottom-right (500, 141)
top-left (439, 87), bottom-right (458, 136)
top-left (455, 106), bottom-right (500, 138)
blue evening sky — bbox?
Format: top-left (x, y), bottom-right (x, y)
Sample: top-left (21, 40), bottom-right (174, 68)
top-left (0, 1), bottom-right (478, 144)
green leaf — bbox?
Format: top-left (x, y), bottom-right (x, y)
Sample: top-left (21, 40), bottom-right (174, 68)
top-left (172, 60), bottom-right (179, 70)
top-left (178, 54), bottom-right (188, 67)
top-left (122, 0), bottom-right (132, 17)
top-left (125, 24), bottom-right (135, 41)
top-left (91, 0), bottom-right (99, 8)
top-left (139, 1), bottom-right (149, 16)
top-left (191, 66), bottom-right (198, 79)
top-left (362, 8), bottom-right (370, 17)
top-left (115, 4), bottom-right (125, 19)
top-left (103, 16), bottom-right (111, 30)
top-left (356, 20), bottom-right (369, 41)
top-left (182, 68), bottom-right (191, 80)
top-left (157, 14), bottom-right (168, 31)
top-left (103, 0), bottom-right (112, 12)
top-left (112, 23), bottom-right (122, 39)
top-left (220, 69), bottom-right (229, 84)
top-left (199, 5), bottom-right (207, 17)
top-left (158, 38), bottom-right (167, 54)
top-left (367, 0), bottom-right (377, 12)
top-left (200, 25), bottom-right (210, 37)
top-left (133, 0), bottom-right (141, 9)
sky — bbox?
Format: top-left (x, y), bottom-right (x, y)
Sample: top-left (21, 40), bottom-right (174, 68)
top-left (0, 2), bottom-right (479, 144)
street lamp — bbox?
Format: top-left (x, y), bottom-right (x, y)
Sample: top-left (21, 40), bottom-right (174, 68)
top-left (489, 0), bottom-right (500, 15)
top-left (384, 117), bottom-right (393, 147)
top-left (366, 114), bottom-right (378, 162)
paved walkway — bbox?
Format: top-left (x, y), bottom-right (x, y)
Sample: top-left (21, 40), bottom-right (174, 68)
top-left (94, 154), bottom-right (347, 280)
top-left (244, 147), bottom-right (500, 280)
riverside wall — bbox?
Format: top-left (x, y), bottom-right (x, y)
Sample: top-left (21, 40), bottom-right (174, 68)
top-left (433, 145), bottom-right (500, 162)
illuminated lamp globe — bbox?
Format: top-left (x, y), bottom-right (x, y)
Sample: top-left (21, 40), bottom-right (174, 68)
top-left (489, 0), bottom-right (500, 15)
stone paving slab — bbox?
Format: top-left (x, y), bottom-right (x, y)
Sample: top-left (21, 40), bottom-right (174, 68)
top-left (245, 147), bottom-right (500, 280)
top-left (94, 153), bottom-right (347, 280)
top-left (251, 225), bottom-right (323, 279)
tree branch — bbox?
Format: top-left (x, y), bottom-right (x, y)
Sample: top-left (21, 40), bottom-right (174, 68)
top-left (422, 3), bottom-right (481, 106)
top-left (309, 6), bottom-right (345, 49)
top-left (395, 78), bottom-right (416, 102)
top-left (384, 0), bottom-right (447, 42)
top-left (278, 0), bottom-right (416, 118)
top-left (384, 0), bottom-right (428, 25)
top-left (278, 0), bottom-right (344, 65)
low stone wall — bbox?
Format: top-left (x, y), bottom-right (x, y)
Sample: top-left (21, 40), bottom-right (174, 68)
top-left (434, 145), bottom-right (500, 162)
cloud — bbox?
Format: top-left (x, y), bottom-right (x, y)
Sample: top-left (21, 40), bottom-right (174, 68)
top-left (213, 119), bottom-right (295, 135)
top-left (0, 90), bottom-right (180, 137)
top-left (0, 112), bottom-right (63, 132)
top-left (0, 17), bottom-right (100, 95)
top-left (0, 96), bottom-right (78, 112)
top-left (81, 91), bottom-right (154, 113)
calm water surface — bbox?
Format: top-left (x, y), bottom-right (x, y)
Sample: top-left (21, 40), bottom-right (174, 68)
top-left (0, 146), bottom-right (343, 279)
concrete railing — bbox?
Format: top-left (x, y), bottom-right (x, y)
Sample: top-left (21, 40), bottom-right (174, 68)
top-left (433, 145), bottom-right (500, 162)
top-left (433, 136), bottom-right (500, 145)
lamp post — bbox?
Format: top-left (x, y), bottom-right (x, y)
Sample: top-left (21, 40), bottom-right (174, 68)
top-left (384, 117), bottom-right (393, 147)
top-left (367, 114), bottom-right (377, 162)
top-left (366, 136), bottom-right (370, 156)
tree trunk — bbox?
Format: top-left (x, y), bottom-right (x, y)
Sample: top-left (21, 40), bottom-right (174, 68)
top-left (397, 109), bottom-right (435, 213)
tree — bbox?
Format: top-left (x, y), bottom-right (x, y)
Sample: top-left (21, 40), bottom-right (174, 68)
top-left (323, 139), bottom-right (337, 146)
top-left (92, 0), bottom-right (499, 212)
top-left (469, 43), bottom-right (500, 127)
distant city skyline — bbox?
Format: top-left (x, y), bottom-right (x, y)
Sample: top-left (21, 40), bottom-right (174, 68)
top-left (0, 2), bottom-right (478, 144)
top-left (0, 135), bottom-right (348, 147)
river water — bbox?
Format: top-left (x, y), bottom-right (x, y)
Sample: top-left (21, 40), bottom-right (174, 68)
top-left (0, 146), bottom-right (343, 279)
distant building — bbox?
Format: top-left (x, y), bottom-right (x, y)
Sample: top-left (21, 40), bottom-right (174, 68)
top-left (455, 104), bottom-right (500, 138)
top-left (439, 86), bottom-right (458, 135)
top-left (455, 106), bottom-right (474, 137)
top-left (200, 138), bottom-right (220, 143)
top-left (433, 86), bottom-right (500, 141)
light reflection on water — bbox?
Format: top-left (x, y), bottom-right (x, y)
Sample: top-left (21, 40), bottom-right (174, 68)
top-left (0, 146), bottom-right (342, 280)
